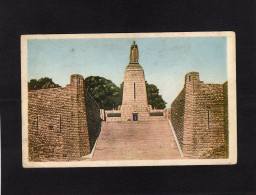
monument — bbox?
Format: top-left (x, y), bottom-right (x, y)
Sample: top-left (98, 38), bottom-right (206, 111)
top-left (120, 41), bottom-right (150, 121)
top-left (105, 41), bottom-right (168, 122)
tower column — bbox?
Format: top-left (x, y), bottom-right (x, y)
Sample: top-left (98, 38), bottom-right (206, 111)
top-left (121, 41), bottom-right (150, 121)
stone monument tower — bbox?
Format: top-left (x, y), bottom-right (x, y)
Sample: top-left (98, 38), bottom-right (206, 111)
top-left (120, 41), bottom-right (150, 121)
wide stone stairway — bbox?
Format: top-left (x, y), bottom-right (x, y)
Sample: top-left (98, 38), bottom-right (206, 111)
top-left (90, 120), bottom-right (182, 160)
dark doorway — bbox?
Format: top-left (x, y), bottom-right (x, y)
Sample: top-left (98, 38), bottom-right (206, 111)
top-left (133, 113), bottom-right (138, 121)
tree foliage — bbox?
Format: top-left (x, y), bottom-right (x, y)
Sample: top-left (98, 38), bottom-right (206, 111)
top-left (84, 76), bottom-right (121, 110)
top-left (146, 81), bottom-right (167, 109)
top-left (28, 77), bottom-right (60, 91)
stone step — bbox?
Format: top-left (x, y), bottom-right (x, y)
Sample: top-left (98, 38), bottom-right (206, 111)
top-left (90, 120), bottom-right (182, 160)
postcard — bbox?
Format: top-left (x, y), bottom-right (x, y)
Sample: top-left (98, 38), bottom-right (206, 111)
top-left (21, 32), bottom-right (237, 167)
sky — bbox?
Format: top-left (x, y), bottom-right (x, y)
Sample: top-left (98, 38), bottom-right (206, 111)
top-left (27, 36), bottom-right (227, 106)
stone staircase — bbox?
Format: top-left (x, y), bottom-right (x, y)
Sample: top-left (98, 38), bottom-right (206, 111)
top-left (90, 120), bottom-right (182, 160)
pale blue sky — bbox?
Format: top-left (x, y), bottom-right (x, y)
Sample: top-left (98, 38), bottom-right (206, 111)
top-left (28, 37), bottom-right (227, 106)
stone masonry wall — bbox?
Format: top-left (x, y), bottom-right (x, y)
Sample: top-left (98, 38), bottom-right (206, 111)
top-left (84, 90), bottom-right (101, 151)
top-left (171, 72), bottom-right (228, 159)
top-left (105, 108), bottom-right (168, 122)
top-left (28, 74), bottom-right (101, 162)
top-left (223, 81), bottom-right (229, 157)
top-left (170, 88), bottom-right (185, 149)
top-left (149, 108), bottom-right (169, 121)
top-left (105, 110), bottom-right (122, 122)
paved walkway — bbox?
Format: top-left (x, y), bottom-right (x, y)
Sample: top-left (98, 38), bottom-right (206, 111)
top-left (90, 120), bottom-right (182, 160)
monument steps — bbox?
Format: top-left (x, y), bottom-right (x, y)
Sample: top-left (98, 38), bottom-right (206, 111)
top-left (90, 120), bottom-right (182, 160)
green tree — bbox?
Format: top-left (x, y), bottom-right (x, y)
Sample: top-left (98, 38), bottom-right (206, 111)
top-left (84, 76), bottom-right (121, 110)
top-left (146, 81), bottom-right (167, 109)
top-left (28, 77), bottom-right (60, 91)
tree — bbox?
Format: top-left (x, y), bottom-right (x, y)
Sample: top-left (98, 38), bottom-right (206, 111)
top-left (84, 76), bottom-right (121, 110)
top-left (119, 81), bottom-right (167, 109)
top-left (28, 77), bottom-right (60, 91)
top-left (146, 81), bottom-right (167, 109)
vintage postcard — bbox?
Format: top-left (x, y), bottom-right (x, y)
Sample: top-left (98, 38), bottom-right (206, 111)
top-left (21, 32), bottom-right (237, 167)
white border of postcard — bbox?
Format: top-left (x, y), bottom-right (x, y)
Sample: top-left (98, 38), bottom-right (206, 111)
top-left (21, 32), bottom-right (237, 168)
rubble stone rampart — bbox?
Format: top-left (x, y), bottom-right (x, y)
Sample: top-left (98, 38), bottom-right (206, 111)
top-left (171, 72), bottom-right (228, 158)
top-left (28, 74), bottom-right (101, 161)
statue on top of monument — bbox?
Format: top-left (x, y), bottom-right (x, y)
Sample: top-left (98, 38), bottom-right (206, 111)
top-left (129, 40), bottom-right (139, 63)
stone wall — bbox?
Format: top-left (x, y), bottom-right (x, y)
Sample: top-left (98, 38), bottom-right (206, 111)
top-left (171, 72), bottom-right (228, 158)
top-left (149, 108), bottom-right (169, 121)
top-left (84, 90), bottom-right (102, 151)
top-left (105, 110), bottom-right (122, 122)
top-left (170, 88), bottom-right (185, 149)
top-left (28, 74), bottom-right (101, 162)
top-left (105, 108), bottom-right (168, 122)
top-left (223, 81), bottom-right (229, 157)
